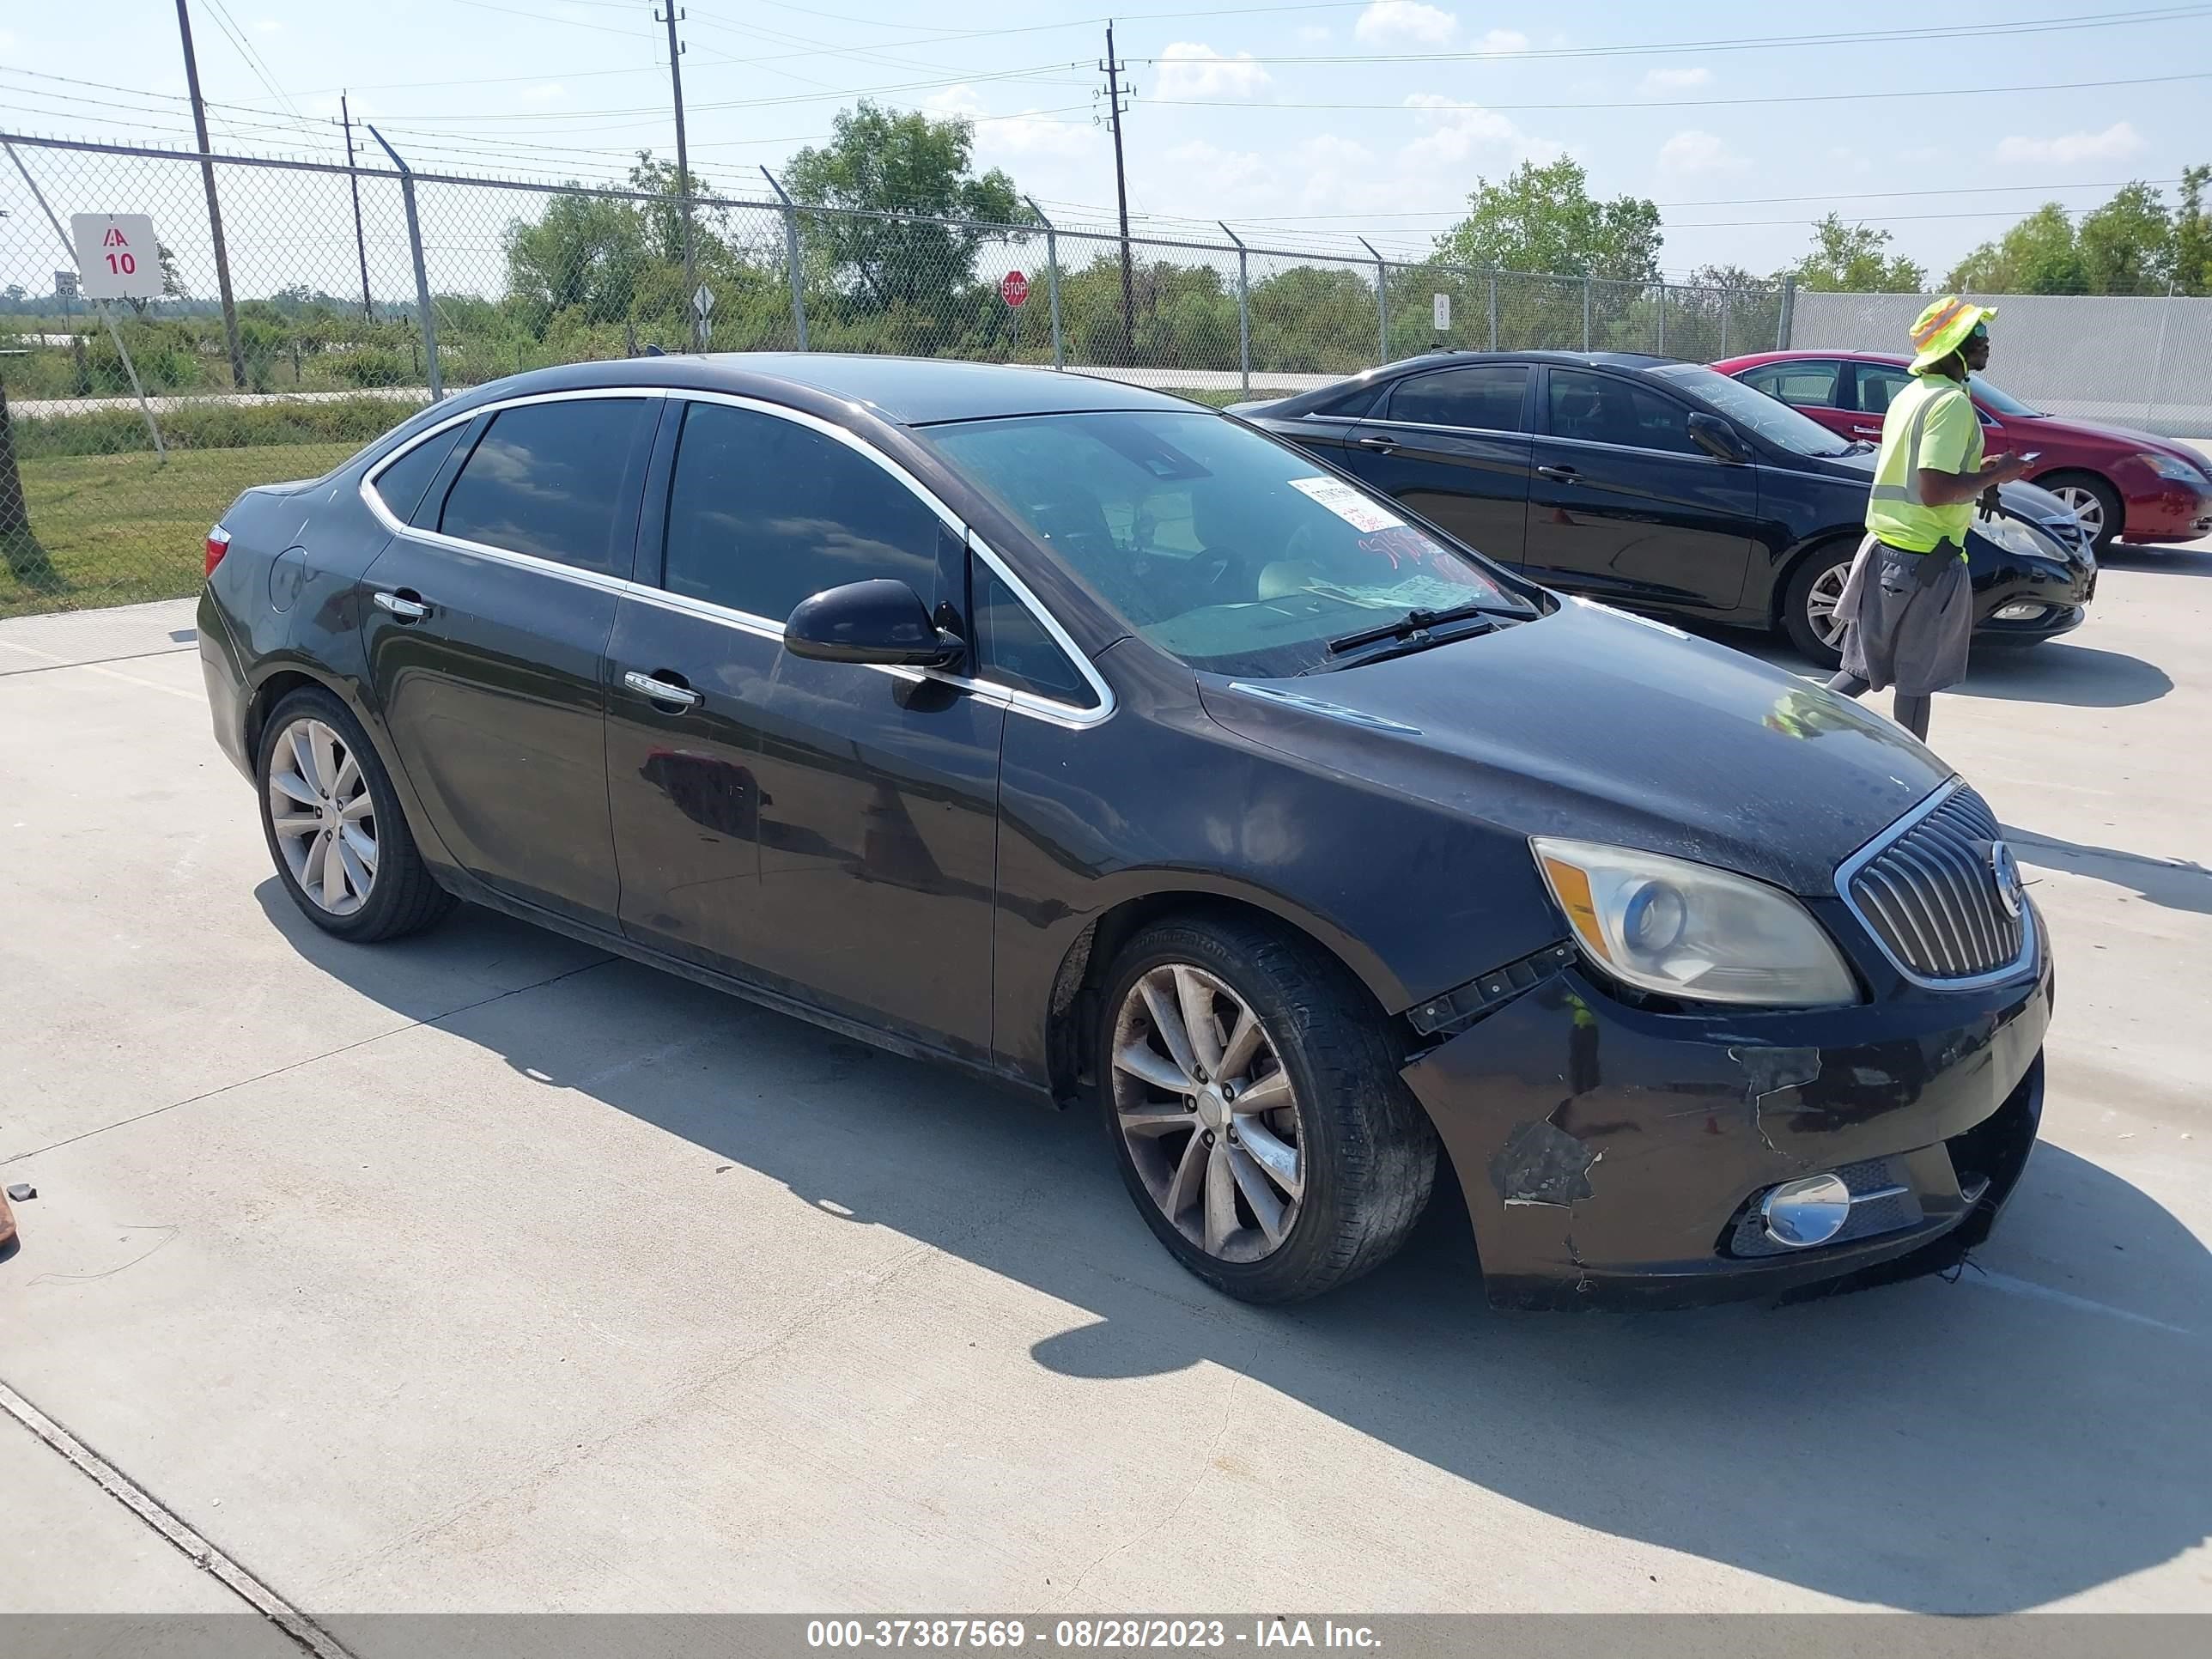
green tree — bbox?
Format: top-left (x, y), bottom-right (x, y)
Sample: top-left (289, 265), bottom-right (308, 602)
top-left (2076, 181), bottom-right (2172, 295)
top-left (2173, 166), bottom-right (2212, 295)
top-left (1435, 157), bottom-right (1662, 281)
top-left (784, 102), bottom-right (1019, 313)
top-left (1946, 204), bottom-right (2088, 294)
top-left (503, 190), bottom-right (648, 330)
top-left (1790, 213), bottom-right (1926, 293)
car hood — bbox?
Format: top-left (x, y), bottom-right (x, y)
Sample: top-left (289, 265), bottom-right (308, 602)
top-left (1802, 450), bottom-right (2077, 528)
top-left (1195, 598), bottom-right (1950, 897)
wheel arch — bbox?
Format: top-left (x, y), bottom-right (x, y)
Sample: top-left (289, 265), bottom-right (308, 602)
top-left (1770, 527), bottom-right (1865, 628)
top-left (1042, 884), bottom-right (1403, 1109)
top-left (2031, 467), bottom-right (2124, 538)
top-left (243, 660), bottom-right (453, 872)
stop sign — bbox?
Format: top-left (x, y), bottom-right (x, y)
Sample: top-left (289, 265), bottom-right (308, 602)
top-left (1000, 270), bottom-right (1030, 307)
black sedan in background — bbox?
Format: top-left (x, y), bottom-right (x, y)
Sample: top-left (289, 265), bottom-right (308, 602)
top-left (1233, 351), bottom-right (2096, 665)
top-left (200, 355), bottom-right (2049, 1311)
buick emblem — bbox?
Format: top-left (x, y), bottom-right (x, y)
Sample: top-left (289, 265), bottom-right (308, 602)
top-left (1988, 840), bottom-right (2024, 919)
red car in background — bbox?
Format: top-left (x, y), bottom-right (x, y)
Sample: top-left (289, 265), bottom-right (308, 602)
top-left (1716, 350), bottom-right (2212, 551)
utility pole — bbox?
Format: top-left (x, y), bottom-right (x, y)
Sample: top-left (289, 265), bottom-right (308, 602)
top-left (339, 94), bottom-right (373, 321)
top-left (656, 3), bottom-right (699, 349)
top-left (173, 0), bottom-right (246, 389)
top-left (1100, 22), bottom-right (1134, 362)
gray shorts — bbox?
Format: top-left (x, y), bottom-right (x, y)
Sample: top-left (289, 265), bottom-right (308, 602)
top-left (1834, 536), bottom-right (1973, 696)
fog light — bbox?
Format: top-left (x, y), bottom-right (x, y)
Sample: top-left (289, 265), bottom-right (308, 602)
top-left (1760, 1173), bottom-right (1853, 1248)
top-left (1993, 601), bottom-right (2045, 621)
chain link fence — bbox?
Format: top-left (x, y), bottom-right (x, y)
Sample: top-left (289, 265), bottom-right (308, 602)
top-left (10, 130), bottom-right (2203, 620)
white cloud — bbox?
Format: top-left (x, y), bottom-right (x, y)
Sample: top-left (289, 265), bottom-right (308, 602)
top-left (1475, 28), bottom-right (1528, 54)
top-left (1641, 65), bottom-right (1711, 92)
top-left (1400, 94), bottom-right (1565, 173)
top-left (925, 85), bottom-right (1094, 161)
top-left (1657, 129), bottom-right (1747, 174)
top-left (1356, 2), bottom-right (1458, 46)
top-left (1296, 25), bottom-right (1332, 43)
top-left (1152, 42), bottom-right (1272, 100)
top-left (520, 83), bottom-right (568, 105)
top-left (1994, 121), bottom-right (2145, 165)
top-left (1164, 140), bottom-right (1271, 195)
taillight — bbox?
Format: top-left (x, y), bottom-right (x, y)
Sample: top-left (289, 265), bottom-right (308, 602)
top-left (204, 525), bottom-right (231, 579)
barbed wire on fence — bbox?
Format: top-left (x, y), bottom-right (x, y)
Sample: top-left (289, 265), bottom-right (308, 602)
top-left (3, 130), bottom-right (2205, 619)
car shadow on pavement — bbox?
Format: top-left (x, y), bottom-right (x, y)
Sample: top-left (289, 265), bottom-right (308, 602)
top-left (258, 884), bottom-right (2212, 1615)
top-left (2003, 826), bottom-right (2212, 917)
top-left (2098, 542), bottom-right (2212, 576)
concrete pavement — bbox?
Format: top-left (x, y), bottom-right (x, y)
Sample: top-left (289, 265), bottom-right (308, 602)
top-left (1, 556), bottom-right (2207, 1621)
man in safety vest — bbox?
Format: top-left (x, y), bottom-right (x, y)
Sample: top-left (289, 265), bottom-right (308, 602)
top-left (1822, 297), bottom-right (2036, 741)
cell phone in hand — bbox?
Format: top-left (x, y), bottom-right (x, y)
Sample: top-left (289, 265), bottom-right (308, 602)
top-left (2015, 451), bottom-right (2042, 466)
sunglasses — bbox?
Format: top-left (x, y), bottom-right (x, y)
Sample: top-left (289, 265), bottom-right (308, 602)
top-left (1967, 323), bottom-right (1990, 341)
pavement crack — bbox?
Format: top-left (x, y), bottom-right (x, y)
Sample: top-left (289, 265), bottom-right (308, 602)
top-left (2, 955), bottom-right (617, 1166)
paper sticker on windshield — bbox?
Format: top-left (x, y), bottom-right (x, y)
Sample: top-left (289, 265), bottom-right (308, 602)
top-left (1289, 476), bottom-right (1404, 532)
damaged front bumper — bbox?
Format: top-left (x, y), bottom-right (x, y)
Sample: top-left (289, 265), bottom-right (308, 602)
top-left (1401, 929), bottom-right (2051, 1311)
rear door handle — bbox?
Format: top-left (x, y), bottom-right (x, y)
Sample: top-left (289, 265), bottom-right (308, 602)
top-left (1536, 465), bottom-right (1578, 482)
top-left (623, 669), bottom-right (702, 709)
top-left (372, 590), bottom-right (428, 622)
top-left (1356, 436), bottom-right (1399, 453)
top-left (1850, 424), bottom-right (1881, 438)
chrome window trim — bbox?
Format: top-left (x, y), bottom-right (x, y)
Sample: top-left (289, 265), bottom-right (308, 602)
top-left (355, 383), bottom-right (1115, 730)
top-left (1833, 778), bottom-right (2039, 992)
top-left (1358, 415), bottom-right (1525, 441)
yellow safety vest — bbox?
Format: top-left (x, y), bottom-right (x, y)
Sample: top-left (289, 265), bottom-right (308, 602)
top-left (1865, 372), bottom-right (1982, 557)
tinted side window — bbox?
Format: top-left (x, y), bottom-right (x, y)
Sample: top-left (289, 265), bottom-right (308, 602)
top-left (662, 402), bottom-right (945, 621)
top-left (1387, 365), bottom-right (1528, 432)
top-left (973, 564), bottom-right (1096, 708)
top-left (1855, 364), bottom-right (1915, 414)
top-left (1312, 383), bottom-right (1382, 418)
top-left (373, 424), bottom-right (466, 526)
top-left (1744, 361), bottom-right (1840, 409)
top-left (439, 398), bottom-right (649, 573)
top-left (1547, 370), bottom-right (1701, 455)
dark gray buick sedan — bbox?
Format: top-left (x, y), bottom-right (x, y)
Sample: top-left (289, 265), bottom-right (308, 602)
top-left (198, 355), bottom-right (2050, 1309)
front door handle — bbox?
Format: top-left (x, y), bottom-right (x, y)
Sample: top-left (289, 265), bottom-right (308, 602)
top-left (372, 589), bottom-right (428, 622)
top-left (1536, 465), bottom-right (1579, 482)
top-left (623, 669), bottom-right (702, 709)
top-left (1356, 436), bottom-right (1399, 453)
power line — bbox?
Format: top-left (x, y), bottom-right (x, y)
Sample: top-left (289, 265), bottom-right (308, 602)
top-left (1133, 3), bottom-right (2212, 66)
top-left (1142, 69), bottom-right (2212, 113)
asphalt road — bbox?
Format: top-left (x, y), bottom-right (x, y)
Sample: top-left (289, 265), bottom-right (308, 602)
top-left (1, 546), bottom-right (2207, 1624)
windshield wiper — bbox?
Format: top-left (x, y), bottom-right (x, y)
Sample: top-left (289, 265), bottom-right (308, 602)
top-left (1324, 602), bottom-right (1522, 656)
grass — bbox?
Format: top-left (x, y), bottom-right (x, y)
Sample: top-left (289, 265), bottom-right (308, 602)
top-left (4, 441), bottom-right (357, 619)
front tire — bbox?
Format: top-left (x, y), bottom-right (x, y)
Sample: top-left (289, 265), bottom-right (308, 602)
top-left (256, 686), bottom-right (453, 942)
top-left (1099, 915), bottom-right (1437, 1304)
top-left (1781, 544), bottom-right (1854, 669)
top-left (2037, 471), bottom-right (2122, 552)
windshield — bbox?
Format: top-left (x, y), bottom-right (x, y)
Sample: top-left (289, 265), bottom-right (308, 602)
top-left (1650, 362), bottom-right (1855, 458)
top-left (925, 410), bottom-right (1532, 678)
top-left (1969, 374), bottom-right (2044, 417)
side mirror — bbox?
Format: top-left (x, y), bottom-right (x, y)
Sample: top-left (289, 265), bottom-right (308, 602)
top-left (1688, 412), bottom-right (1749, 463)
top-left (782, 579), bottom-right (965, 670)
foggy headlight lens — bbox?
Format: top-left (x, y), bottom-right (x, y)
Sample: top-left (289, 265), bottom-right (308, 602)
top-left (1533, 837), bottom-right (1857, 1007)
top-left (2138, 452), bottom-right (2209, 483)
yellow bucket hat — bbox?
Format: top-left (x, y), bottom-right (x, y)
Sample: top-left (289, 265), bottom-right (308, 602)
top-left (1908, 295), bottom-right (1998, 372)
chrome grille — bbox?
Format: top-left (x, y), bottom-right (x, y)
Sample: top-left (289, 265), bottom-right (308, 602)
top-left (1845, 787), bottom-right (2027, 983)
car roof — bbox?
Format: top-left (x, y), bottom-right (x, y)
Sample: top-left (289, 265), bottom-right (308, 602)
top-left (1242, 349), bottom-right (1688, 416)
top-left (435, 352), bottom-right (1192, 428)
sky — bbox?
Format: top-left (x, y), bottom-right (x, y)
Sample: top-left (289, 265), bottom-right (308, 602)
top-left (3, 0), bottom-right (2211, 288)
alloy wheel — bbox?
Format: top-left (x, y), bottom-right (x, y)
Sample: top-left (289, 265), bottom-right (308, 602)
top-left (2047, 484), bottom-right (2104, 543)
top-left (1806, 561), bottom-right (1851, 649)
top-left (267, 716), bottom-right (378, 916)
top-left (1110, 963), bottom-right (1305, 1263)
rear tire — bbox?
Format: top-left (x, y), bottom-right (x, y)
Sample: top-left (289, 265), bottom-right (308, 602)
top-left (2037, 471), bottom-right (2122, 552)
top-left (1781, 544), bottom-right (1855, 669)
top-left (256, 686), bottom-right (453, 943)
top-left (1098, 914), bottom-right (1437, 1304)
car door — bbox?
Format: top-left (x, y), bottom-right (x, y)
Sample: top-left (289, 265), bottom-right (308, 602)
top-left (1841, 361), bottom-right (1919, 447)
top-left (1737, 358), bottom-right (1856, 442)
top-left (1523, 367), bottom-right (1758, 612)
top-left (604, 395), bottom-right (1005, 1062)
top-left (359, 392), bottom-right (658, 926)
top-left (1335, 362), bottom-right (1534, 566)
